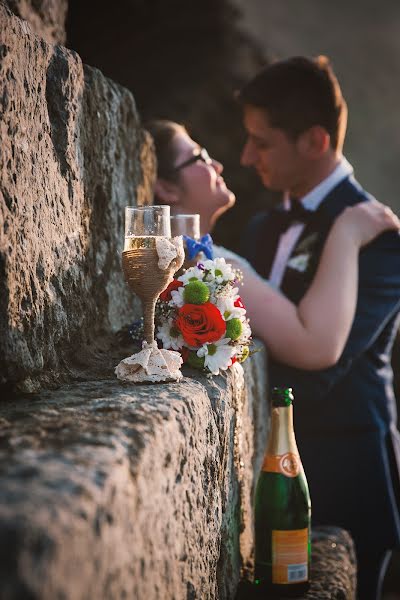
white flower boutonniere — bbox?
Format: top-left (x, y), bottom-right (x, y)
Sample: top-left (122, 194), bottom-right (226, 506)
top-left (295, 233), bottom-right (319, 253)
top-left (287, 252), bottom-right (311, 273)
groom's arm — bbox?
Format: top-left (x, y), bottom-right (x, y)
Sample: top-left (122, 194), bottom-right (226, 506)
top-left (272, 230), bottom-right (400, 400)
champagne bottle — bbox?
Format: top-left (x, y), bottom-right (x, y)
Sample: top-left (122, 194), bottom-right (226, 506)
top-left (254, 387), bottom-right (311, 597)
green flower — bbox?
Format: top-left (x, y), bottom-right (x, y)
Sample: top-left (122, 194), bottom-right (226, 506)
top-left (225, 318), bottom-right (243, 341)
top-left (187, 351), bottom-right (205, 369)
top-left (183, 280), bottom-right (210, 304)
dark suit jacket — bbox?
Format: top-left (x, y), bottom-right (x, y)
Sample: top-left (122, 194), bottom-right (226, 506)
top-left (243, 175), bottom-right (400, 552)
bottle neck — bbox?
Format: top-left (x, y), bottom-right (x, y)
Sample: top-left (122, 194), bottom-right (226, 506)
top-left (266, 405), bottom-right (299, 456)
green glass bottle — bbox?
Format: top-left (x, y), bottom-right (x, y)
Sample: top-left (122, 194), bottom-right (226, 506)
top-left (254, 387), bottom-right (311, 597)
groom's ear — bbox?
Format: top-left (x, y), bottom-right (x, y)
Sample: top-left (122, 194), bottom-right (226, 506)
top-left (298, 126), bottom-right (330, 159)
top-left (154, 179), bottom-right (180, 205)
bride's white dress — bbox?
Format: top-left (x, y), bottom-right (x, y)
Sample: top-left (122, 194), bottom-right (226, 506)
top-left (213, 245), bottom-right (276, 288)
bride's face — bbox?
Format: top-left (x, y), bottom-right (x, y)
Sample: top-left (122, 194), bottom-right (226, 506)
top-left (172, 132), bottom-right (235, 231)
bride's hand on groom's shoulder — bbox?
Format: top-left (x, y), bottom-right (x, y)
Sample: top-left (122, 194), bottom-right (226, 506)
top-left (337, 200), bottom-right (400, 247)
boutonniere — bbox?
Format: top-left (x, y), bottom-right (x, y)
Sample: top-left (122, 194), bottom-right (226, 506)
top-left (287, 233), bottom-right (320, 274)
top-left (295, 232), bottom-right (319, 253)
top-left (287, 252), bottom-right (311, 273)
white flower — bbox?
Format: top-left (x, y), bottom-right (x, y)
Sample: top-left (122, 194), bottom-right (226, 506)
top-left (203, 257), bottom-right (235, 284)
top-left (170, 286), bottom-right (186, 308)
top-left (156, 319), bottom-right (184, 350)
top-left (197, 338), bottom-right (236, 375)
top-left (295, 233), bottom-right (318, 253)
top-left (287, 253), bottom-right (310, 273)
top-left (237, 319), bottom-right (252, 344)
top-left (178, 265), bottom-right (205, 285)
top-left (215, 293), bottom-right (246, 321)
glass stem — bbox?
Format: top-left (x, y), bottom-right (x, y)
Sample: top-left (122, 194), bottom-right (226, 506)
top-left (143, 297), bottom-right (156, 345)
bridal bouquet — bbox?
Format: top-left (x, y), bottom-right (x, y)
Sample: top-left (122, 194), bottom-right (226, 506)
top-left (154, 257), bottom-right (252, 375)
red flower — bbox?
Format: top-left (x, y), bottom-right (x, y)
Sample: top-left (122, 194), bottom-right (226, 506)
top-left (160, 279), bottom-right (183, 302)
top-left (175, 303), bottom-right (226, 347)
top-left (234, 297), bottom-right (245, 310)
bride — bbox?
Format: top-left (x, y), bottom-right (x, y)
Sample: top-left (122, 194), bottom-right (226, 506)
top-left (146, 119), bottom-right (400, 369)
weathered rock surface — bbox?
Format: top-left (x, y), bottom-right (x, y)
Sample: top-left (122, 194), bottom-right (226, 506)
top-left (0, 3), bottom-right (156, 393)
top-left (3, 0), bottom-right (68, 45)
top-left (306, 527), bottom-right (356, 599)
top-left (0, 350), bottom-right (269, 600)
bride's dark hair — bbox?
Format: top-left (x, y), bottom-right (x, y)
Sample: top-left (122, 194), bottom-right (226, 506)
top-left (145, 119), bottom-right (187, 183)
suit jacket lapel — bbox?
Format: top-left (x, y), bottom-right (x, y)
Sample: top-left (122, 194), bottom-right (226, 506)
top-left (250, 210), bottom-right (287, 279)
top-left (280, 175), bottom-right (361, 304)
top-left (280, 210), bottom-right (332, 303)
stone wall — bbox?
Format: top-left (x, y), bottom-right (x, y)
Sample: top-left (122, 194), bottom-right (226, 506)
top-left (0, 352), bottom-right (269, 600)
top-left (0, 2), bottom-right (155, 393)
top-left (3, 0), bottom-right (68, 44)
top-left (0, 4), bottom-right (271, 597)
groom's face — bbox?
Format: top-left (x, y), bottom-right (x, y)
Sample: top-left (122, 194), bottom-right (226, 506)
top-left (241, 105), bottom-right (306, 193)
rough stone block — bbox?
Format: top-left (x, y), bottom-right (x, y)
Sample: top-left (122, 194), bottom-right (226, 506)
top-left (3, 0), bottom-right (68, 45)
top-left (0, 3), bottom-right (156, 392)
top-left (306, 527), bottom-right (357, 599)
top-left (0, 350), bottom-right (269, 600)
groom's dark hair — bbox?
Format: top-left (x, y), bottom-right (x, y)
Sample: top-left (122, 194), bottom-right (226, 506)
top-left (238, 55), bottom-right (347, 151)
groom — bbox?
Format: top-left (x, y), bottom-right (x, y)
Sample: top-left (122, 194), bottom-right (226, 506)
top-left (239, 56), bottom-right (400, 600)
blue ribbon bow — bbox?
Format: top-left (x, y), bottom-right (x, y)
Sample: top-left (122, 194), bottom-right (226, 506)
top-left (183, 234), bottom-right (214, 260)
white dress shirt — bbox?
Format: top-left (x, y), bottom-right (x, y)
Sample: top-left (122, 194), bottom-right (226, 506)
top-left (269, 157), bottom-right (354, 289)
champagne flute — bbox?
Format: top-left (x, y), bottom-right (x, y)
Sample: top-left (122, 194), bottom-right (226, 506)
top-left (122, 205), bottom-right (183, 345)
top-left (171, 213), bottom-right (203, 269)
top-left (170, 214), bottom-right (200, 239)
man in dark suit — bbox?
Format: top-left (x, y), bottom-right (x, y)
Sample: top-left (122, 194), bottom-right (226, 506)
top-left (239, 56), bottom-right (400, 599)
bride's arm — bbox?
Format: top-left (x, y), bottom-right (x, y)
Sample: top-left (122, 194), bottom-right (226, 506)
top-left (234, 201), bottom-right (400, 369)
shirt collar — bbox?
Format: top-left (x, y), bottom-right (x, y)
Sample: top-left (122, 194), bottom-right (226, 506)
top-left (283, 157), bottom-right (354, 211)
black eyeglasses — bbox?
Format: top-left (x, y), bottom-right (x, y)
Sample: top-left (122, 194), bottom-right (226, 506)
top-left (172, 148), bottom-right (212, 172)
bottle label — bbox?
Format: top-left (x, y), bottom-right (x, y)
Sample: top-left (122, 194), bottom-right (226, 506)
top-left (262, 452), bottom-right (300, 477)
top-left (272, 528), bottom-right (309, 584)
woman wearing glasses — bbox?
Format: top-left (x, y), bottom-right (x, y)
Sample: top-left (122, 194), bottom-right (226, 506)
top-left (151, 121), bottom-right (235, 238)
top-left (147, 119), bottom-right (400, 369)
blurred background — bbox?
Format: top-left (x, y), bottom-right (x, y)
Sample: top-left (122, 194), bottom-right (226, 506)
top-left (66, 0), bottom-right (400, 251)
top-left (66, 2), bottom-right (400, 595)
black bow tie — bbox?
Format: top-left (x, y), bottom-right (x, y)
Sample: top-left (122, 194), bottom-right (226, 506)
top-left (273, 202), bottom-right (314, 233)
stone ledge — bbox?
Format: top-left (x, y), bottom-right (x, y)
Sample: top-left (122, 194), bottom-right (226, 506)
top-left (0, 349), bottom-right (268, 600)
